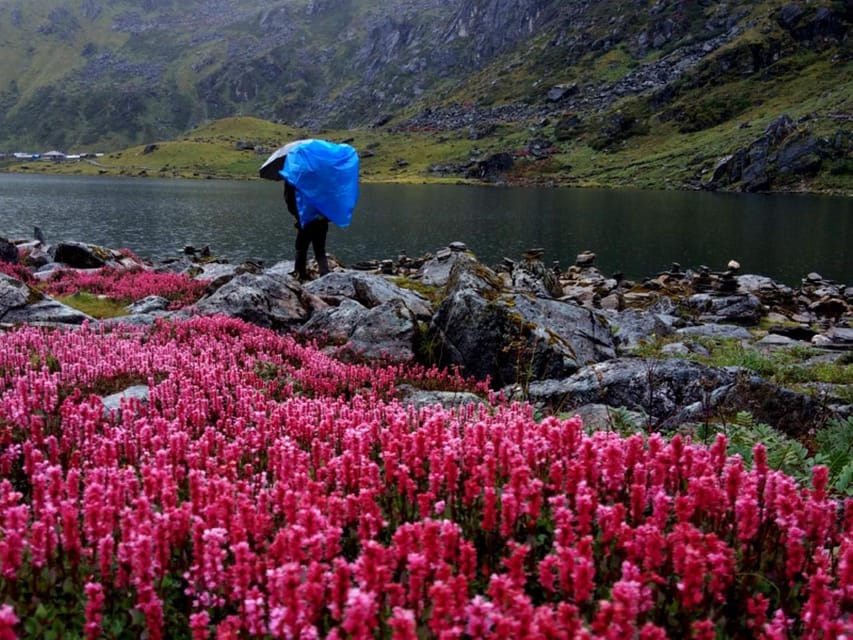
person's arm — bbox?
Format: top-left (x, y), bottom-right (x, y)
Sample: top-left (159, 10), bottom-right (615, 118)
top-left (284, 181), bottom-right (298, 218)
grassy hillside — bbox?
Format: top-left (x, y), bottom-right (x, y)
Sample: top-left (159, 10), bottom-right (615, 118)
top-left (1, 0), bottom-right (850, 194)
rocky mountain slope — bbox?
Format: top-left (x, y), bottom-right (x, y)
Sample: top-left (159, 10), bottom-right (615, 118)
top-left (0, 0), bottom-right (850, 192)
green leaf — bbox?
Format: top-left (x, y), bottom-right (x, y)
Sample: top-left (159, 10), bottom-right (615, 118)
top-left (834, 461), bottom-right (853, 495)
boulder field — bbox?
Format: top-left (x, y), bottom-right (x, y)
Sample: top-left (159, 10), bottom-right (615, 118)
top-left (1, 235), bottom-right (850, 436)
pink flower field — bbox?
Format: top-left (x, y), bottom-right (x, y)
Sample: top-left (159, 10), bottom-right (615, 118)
top-left (0, 315), bottom-right (851, 639)
top-left (0, 258), bottom-right (208, 309)
top-left (38, 267), bottom-right (209, 309)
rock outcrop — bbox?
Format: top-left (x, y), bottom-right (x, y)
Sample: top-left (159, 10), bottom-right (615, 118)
top-left (705, 115), bottom-right (851, 192)
top-left (429, 260), bottom-right (617, 387)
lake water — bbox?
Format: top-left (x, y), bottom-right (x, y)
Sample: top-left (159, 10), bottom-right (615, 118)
top-left (0, 173), bottom-right (850, 286)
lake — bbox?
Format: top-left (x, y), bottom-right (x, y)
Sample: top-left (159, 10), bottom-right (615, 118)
top-left (0, 173), bottom-right (850, 286)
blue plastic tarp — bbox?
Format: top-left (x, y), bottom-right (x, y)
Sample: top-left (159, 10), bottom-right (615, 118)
top-left (280, 140), bottom-right (360, 228)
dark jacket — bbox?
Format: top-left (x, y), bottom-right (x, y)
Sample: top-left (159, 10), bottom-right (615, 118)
top-left (284, 180), bottom-right (299, 222)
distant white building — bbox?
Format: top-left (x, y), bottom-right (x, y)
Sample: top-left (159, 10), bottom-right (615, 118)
top-left (13, 152), bottom-right (35, 160)
top-left (42, 150), bottom-right (66, 161)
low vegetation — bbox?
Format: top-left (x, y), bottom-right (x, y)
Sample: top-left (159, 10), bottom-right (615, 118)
top-left (0, 254), bottom-right (850, 638)
top-left (1, 314), bottom-right (852, 639)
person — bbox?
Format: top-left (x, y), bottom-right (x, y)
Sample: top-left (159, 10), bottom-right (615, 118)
top-left (284, 178), bottom-right (329, 281)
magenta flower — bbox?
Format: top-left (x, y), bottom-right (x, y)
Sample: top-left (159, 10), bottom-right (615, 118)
top-left (0, 316), bottom-right (850, 638)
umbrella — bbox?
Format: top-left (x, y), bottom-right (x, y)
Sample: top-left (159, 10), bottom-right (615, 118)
top-left (279, 140), bottom-right (360, 228)
top-left (258, 139), bottom-right (315, 181)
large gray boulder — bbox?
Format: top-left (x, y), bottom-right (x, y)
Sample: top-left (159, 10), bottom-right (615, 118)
top-left (606, 307), bottom-right (682, 353)
top-left (298, 299), bottom-right (370, 345)
top-left (2, 298), bottom-right (93, 326)
top-left (684, 293), bottom-right (763, 325)
top-left (344, 299), bottom-right (418, 363)
top-left (0, 274), bottom-right (92, 325)
top-left (304, 271), bottom-right (432, 319)
top-left (0, 275), bottom-right (31, 313)
top-left (192, 272), bottom-right (327, 329)
top-left (524, 359), bottom-right (736, 427)
top-left (396, 384), bottom-right (487, 411)
top-left (52, 241), bottom-right (141, 270)
top-left (737, 274), bottom-right (794, 307)
top-left (298, 297), bottom-right (419, 363)
top-left (523, 357), bottom-right (827, 436)
top-left (100, 385), bottom-right (150, 415)
top-left (677, 324), bottom-right (754, 340)
top-left (429, 262), bottom-right (616, 387)
top-left (675, 374), bottom-right (827, 438)
top-left (416, 249), bottom-right (477, 287)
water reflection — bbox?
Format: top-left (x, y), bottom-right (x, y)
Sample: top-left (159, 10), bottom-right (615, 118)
top-left (0, 173), bottom-right (849, 285)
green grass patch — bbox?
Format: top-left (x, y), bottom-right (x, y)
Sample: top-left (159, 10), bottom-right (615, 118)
top-left (56, 292), bottom-right (128, 319)
top-left (687, 338), bottom-right (853, 389)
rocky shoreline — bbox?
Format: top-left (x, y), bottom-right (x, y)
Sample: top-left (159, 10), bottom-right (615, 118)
top-left (1, 234), bottom-right (850, 437)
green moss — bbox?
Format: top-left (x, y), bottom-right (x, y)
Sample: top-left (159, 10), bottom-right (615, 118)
top-left (389, 277), bottom-right (443, 305)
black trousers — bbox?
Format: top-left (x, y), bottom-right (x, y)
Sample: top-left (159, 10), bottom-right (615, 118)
top-left (294, 217), bottom-right (329, 278)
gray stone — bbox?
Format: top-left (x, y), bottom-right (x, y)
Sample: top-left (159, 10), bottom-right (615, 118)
top-left (32, 263), bottom-right (69, 280)
top-left (305, 271), bottom-right (432, 319)
top-left (396, 384), bottom-right (486, 411)
top-left (342, 299), bottom-right (417, 363)
top-left (53, 241), bottom-right (109, 269)
top-left (523, 356), bottom-right (828, 437)
top-left (1, 298), bottom-right (92, 325)
top-left (571, 403), bottom-right (647, 432)
top-left (777, 134), bottom-right (822, 176)
top-left (429, 262), bottom-right (616, 387)
top-left (661, 342), bottom-right (691, 355)
top-left (559, 286), bottom-right (596, 307)
top-left (416, 251), bottom-right (477, 287)
top-left (756, 334), bottom-right (798, 347)
top-left (297, 299), bottom-right (369, 344)
top-left (685, 293), bottom-right (763, 325)
top-left (192, 272), bottom-right (327, 329)
top-left (676, 374), bottom-right (826, 438)
top-left (25, 244), bottom-right (52, 269)
top-left (511, 266), bottom-right (557, 298)
top-left (0, 275), bottom-right (32, 314)
top-left (607, 308), bottom-right (681, 352)
top-left (823, 327), bottom-right (853, 347)
top-left (737, 274), bottom-right (793, 301)
top-left (575, 251), bottom-right (597, 267)
top-left (101, 385), bottom-right (150, 414)
top-left (98, 313), bottom-right (166, 328)
top-left (193, 262), bottom-right (239, 281)
top-left (677, 324), bottom-right (753, 340)
top-left (125, 295), bottom-right (170, 314)
top-left (547, 84), bottom-right (577, 102)
top-left (524, 359), bottom-right (735, 428)
top-left (777, 3), bottom-right (805, 30)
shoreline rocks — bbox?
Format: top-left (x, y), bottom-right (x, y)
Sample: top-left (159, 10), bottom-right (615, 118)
top-left (0, 234), bottom-right (850, 435)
